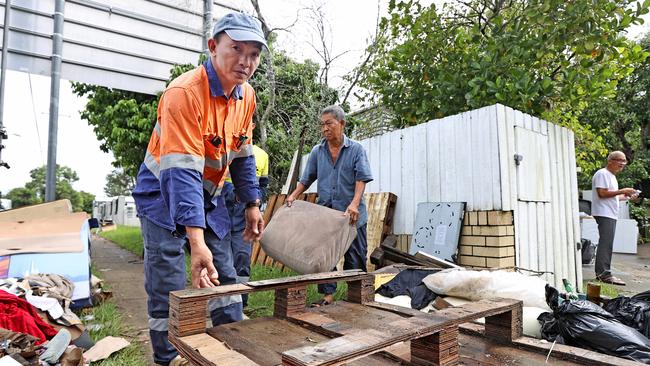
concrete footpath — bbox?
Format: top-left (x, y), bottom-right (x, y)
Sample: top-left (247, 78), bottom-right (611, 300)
top-left (91, 235), bottom-right (155, 365)
top-left (582, 243), bottom-right (650, 296)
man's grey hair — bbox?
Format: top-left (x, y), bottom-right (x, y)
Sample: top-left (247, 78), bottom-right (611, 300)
top-left (607, 151), bottom-right (625, 161)
top-left (321, 105), bottom-right (345, 122)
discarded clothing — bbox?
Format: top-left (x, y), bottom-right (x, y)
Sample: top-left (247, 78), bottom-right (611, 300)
top-left (24, 274), bottom-right (80, 326)
top-left (376, 269), bottom-right (438, 310)
top-left (604, 292), bottom-right (650, 338)
top-left (0, 291), bottom-right (57, 345)
top-left (39, 329), bottom-right (71, 363)
top-left (539, 285), bottom-right (650, 363)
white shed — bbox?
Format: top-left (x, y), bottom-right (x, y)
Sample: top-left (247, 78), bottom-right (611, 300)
top-left (299, 103), bottom-right (581, 290)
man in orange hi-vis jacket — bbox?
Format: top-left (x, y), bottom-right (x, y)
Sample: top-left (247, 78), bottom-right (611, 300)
top-left (132, 13), bottom-right (267, 366)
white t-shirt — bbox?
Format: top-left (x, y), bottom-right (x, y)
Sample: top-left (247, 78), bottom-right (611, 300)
top-left (591, 167), bottom-right (619, 219)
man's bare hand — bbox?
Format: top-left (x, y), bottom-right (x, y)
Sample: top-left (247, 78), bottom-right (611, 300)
top-left (190, 243), bottom-right (219, 288)
top-left (286, 194), bottom-right (296, 207)
top-left (344, 203), bottom-right (360, 225)
top-left (621, 187), bottom-right (637, 197)
top-left (243, 206), bottom-right (265, 242)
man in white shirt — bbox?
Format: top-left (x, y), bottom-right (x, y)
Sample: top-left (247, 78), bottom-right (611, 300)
top-left (591, 151), bottom-right (638, 285)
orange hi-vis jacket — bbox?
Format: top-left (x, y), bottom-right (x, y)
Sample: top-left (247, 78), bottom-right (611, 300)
top-left (132, 60), bottom-right (260, 238)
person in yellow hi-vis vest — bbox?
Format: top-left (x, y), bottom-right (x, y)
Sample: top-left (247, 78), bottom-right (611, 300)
top-left (223, 144), bottom-right (269, 307)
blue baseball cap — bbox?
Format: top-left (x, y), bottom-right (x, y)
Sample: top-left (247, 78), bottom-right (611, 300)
top-left (212, 13), bottom-right (268, 51)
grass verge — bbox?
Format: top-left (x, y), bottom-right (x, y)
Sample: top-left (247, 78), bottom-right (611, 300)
top-left (100, 225), bottom-right (349, 318)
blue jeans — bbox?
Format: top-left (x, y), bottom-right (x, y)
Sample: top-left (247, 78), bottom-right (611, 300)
top-left (140, 217), bottom-right (242, 365)
top-left (318, 224), bottom-right (368, 295)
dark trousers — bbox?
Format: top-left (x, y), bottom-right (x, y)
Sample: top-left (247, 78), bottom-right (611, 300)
top-left (595, 216), bottom-right (617, 277)
top-left (230, 228), bottom-right (251, 306)
top-left (140, 217), bottom-right (242, 365)
top-left (318, 224), bottom-right (368, 295)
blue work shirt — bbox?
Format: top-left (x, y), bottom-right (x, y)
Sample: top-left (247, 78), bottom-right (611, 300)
top-left (300, 135), bottom-right (373, 227)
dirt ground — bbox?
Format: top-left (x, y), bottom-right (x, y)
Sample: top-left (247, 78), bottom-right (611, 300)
top-left (582, 243), bottom-right (650, 296)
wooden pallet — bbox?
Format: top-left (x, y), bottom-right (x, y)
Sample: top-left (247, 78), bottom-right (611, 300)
top-left (251, 192), bottom-right (397, 272)
top-left (168, 271), bottom-right (523, 366)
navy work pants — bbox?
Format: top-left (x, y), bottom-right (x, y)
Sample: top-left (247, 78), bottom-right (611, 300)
top-left (140, 217), bottom-right (242, 365)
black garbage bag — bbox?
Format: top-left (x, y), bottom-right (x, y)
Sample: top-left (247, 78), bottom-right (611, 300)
top-left (538, 285), bottom-right (650, 363)
top-left (377, 269), bottom-right (438, 310)
top-left (604, 293), bottom-right (650, 338)
top-left (634, 290), bottom-right (650, 302)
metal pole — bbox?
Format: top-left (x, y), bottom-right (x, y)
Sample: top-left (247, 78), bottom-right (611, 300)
top-left (203, 0), bottom-right (213, 55)
top-left (45, 0), bottom-right (65, 201)
top-left (0, 0), bottom-right (12, 170)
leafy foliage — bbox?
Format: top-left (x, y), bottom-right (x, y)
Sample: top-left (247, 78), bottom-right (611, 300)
top-left (104, 168), bottom-right (136, 197)
top-left (359, 0), bottom-right (650, 172)
top-left (5, 165), bottom-right (95, 213)
top-left (581, 33), bottom-right (650, 189)
top-left (249, 49), bottom-right (339, 192)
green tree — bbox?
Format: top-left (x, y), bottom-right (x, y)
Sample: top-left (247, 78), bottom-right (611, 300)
top-left (6, 165), bottom-right (95, 213)
top-left (359, 0), bottom-right (649, 172)
top-left (5, 187), bottom-right (40, 208)
top-left (249, 49), bottom-right (339, 192)
top-left (104, 168), bottom-right (136, 197)
top-left (581, 33), bottom-right (650, 189)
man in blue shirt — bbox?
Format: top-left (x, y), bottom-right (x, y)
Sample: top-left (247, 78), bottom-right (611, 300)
top-left (287, 105), bottom-right (373, 306)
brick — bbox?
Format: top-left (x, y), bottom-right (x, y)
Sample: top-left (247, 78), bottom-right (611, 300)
top-left (458, 245), bottom-right (473, 255)
top-left (459, 255), bottom-right (486, 267)
top-left (473, 246), bottom-right (515, 258)
top-left (487, 211), bottom-right (513, 225)
top-left (460, 235), bottom-right (485, 246)
top-left (478, 211), bottom-right (488, 225)
top-left (506, 225), bottom-right (515, 236)
top-left (473, 226), bottom-right (508, 236)
top-left (468, 212), bottom-right (478, 226)
top-left (461, 226), bottom-right (472, 235)
top-left (486, 256), bottom-right (515, 268)
top-left (463, 213), bottom-right (469, 225)
top-left (485, 236), bottom-right (515, 247)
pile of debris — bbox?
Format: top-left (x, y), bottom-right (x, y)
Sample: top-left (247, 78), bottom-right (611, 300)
top-left (0, 274), bottom-right (127, 365)
top-left (373, 266), bottom-right (650, 364)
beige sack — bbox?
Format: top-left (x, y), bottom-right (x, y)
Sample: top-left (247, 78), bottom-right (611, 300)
top-left (260, 200), bottom-right (357, 274)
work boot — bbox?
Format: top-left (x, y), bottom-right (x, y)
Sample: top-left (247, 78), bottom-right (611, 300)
top-left (170, 355), bottom-right (189, 366)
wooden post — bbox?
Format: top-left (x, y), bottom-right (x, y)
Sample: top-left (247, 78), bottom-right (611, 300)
top-left (484, 302), bottom-right (523, 343)
top-left (168, 294), bottom-right (207, 338)
top-left (411, 325), bottom-right (460, 366)
top-left (274, 286), bottom-right (307, 318)
top-left (347, 275), bottom-right (375, 304)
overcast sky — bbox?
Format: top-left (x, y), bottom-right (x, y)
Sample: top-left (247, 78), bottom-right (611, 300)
top-left (0, 0), bottom-right (648, 198)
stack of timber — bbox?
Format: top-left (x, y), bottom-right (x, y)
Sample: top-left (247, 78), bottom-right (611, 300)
top-left (250, 192), bottom-right (397, 271)
top-left (168, 271), bottom-right (639, 366)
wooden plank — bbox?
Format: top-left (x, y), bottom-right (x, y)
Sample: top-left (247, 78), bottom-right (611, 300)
top-left (548, 124), bottom-right (563, 289)
top-left (567, 129), bottom-right (582, 291)
top-left (208, 317), bottom-right (396, 366)
top-left (248, 270), bottom-right (367, 288)
top-left (426, 120), bottom-right (441, 204)
top-left (487, 106), bottom-right (501, 210)
top-left (456, 109), bottom-right (473, 210)
top-left (283, 298), bottom-right (522, 366)
top-left (365, 192), bottom-right (397, 271)
top-left (379, 133), bottom-right (392, 192)
top-left (561, 127), bottom-right (577, 287)
top-left (496, 104), bottom-right (511, 211)
top-left (389, 131), bottom-right (404, 233)
top-left (413, 123), bottom-right (428, 214)
top-left (401, 126), bottom-right (416, 233)
top-left (170, 333), bottom-right (259, 366)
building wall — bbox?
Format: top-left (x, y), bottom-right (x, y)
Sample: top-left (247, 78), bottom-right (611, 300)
top-left (458, 210), bottom-right (516, 269)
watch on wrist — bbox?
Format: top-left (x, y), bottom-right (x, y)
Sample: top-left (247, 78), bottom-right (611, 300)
top-left (245, 199), bottom-right (261, 209)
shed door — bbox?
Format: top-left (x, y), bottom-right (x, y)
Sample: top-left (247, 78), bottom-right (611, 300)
top-left (515, 127), bottom-right (551, 202)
